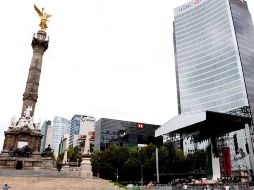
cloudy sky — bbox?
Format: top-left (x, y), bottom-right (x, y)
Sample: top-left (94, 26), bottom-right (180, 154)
top-left (0, 0), bottom-right (254, 151)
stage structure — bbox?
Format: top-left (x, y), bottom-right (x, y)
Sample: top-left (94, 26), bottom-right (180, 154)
top-left (156, 110), bottom-right (254, 182)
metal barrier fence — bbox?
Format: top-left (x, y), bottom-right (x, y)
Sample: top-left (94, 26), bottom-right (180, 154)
top-left (141, 186), bottom-right (172, 190)
top-left (141, 185), bottom-right (254, 190)
top-left (8, 187), bottom-right (117, 190)
top-left (7, 185), bottom-right (254, 190)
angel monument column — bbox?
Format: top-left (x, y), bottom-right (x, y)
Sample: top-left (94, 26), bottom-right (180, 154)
top-left (0, 5), bottom-right (52, 160)
top-left (21, 5), bottom-right (51, 117)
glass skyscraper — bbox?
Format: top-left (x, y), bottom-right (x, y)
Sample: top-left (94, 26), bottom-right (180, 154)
top-left (156, 0), bottom-right (254, 175)
top-left (69, 115), bottom-right (81, 148)
top-left (174, 0), bottom-right (254, 115)
top-left (167, 0), bottom-right (254, 174)
top-left (51, 116), bottom-right (70, 157)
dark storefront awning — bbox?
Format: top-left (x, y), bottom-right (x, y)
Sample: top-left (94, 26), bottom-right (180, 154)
top-left (156, 111), bottom-right (251, 141)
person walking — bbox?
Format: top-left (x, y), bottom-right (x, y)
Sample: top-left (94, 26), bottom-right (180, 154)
top-left (2, 184), bottom-right (10, 190)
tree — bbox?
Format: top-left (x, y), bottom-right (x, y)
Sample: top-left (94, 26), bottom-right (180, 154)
top-left (56, 152), bottom-right (64, 172)
top-left (122, 148), bottom-right (140, 182)
top-left (91, 150), bottom-right (102, 176)
top-left (67, 147), bottom-right (82, 164)
top-left (90, 144), bottom-right (207, 184)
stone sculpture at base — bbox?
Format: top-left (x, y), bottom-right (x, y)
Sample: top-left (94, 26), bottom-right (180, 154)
top-left (16, 106), bottom-right (35, 129)
top-left (0, 108), bottom-right (54, 169)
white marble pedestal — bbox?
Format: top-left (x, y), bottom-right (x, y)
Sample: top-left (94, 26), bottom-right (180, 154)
top-left (80, 157), bottom-right (93, 179)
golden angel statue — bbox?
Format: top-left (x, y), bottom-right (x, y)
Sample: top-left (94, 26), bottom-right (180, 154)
top-left (34, 4), bottom-right (52, 31)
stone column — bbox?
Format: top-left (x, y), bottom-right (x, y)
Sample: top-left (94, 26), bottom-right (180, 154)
top-left (21, 30), bottom-right (48, 117)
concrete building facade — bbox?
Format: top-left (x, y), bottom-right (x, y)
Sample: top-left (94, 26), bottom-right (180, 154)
top-left (45, 125), bottom-right (52, 150)
top-left (69, 115), bottom-right (95, 148)
top-left (40, 120), bottom-right (52, 153)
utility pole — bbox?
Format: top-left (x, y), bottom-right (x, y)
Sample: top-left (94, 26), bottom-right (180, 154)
top-left (156, 148), bottom-right (160, 184)
top-left (141, 165), bottom-right (143, 187)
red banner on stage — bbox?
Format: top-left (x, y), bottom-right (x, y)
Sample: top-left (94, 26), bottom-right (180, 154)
top-left (222, 147), bottom-right (232, 175)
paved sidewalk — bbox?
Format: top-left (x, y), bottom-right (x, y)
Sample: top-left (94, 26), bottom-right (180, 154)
top-left (0, 176), bottom-right (123, 190)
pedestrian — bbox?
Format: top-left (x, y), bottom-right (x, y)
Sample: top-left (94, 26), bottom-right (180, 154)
top-left (147, 181), bottom-right (155, 187)
top-left (2, 184), bottom-right (10, 190)
top-left (224, 184), bottom-right (230, 190)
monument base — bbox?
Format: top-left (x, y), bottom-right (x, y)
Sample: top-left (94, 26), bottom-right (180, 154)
top-left (0, 126), bottom-right (55, 170)
top-left (80, 157), bottom-right (93, 179)
top-left (0, 154), bottom-right (55, 170)
top-left (2, 127), bottom-right (42, 154)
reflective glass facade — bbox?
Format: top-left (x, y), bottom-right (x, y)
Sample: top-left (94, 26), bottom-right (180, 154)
top-left (69, 115), bottom-right (81, 148)
top-left (51, 116), bottom-right (70, 156)
top-left (172, 0), bottom-right (254, 172)
top-left (229, 0), bottom-right (254, 117)
top-left (173, 0), bottom-right (254, 114)
top-left (94, 118), bottom-right (161, 150)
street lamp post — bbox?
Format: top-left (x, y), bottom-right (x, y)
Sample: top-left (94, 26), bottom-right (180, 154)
top-left (116, 168), bottom-right (119, 182)
top-left (156, 147), bottom-right (160, 184)
top-left (141, 164), bottom-right (143, 186)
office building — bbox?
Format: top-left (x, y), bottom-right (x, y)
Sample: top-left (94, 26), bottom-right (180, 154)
top-left (40, 120), bottom-right (52, 153)
top-left (59, 134), bottom-right (70, 155)
top-left (69, 115), bottom-right (95, 148)
top-left (95, 118), bottom-right (162, 150)
top-left (174, 0), bottom-right (254, 115)
top-left (156, 0), bottom-right (254, 178)
top-left (45, 125), bottom-right (52, 150)
top-left (51, 116), bottom-right (70, 157)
